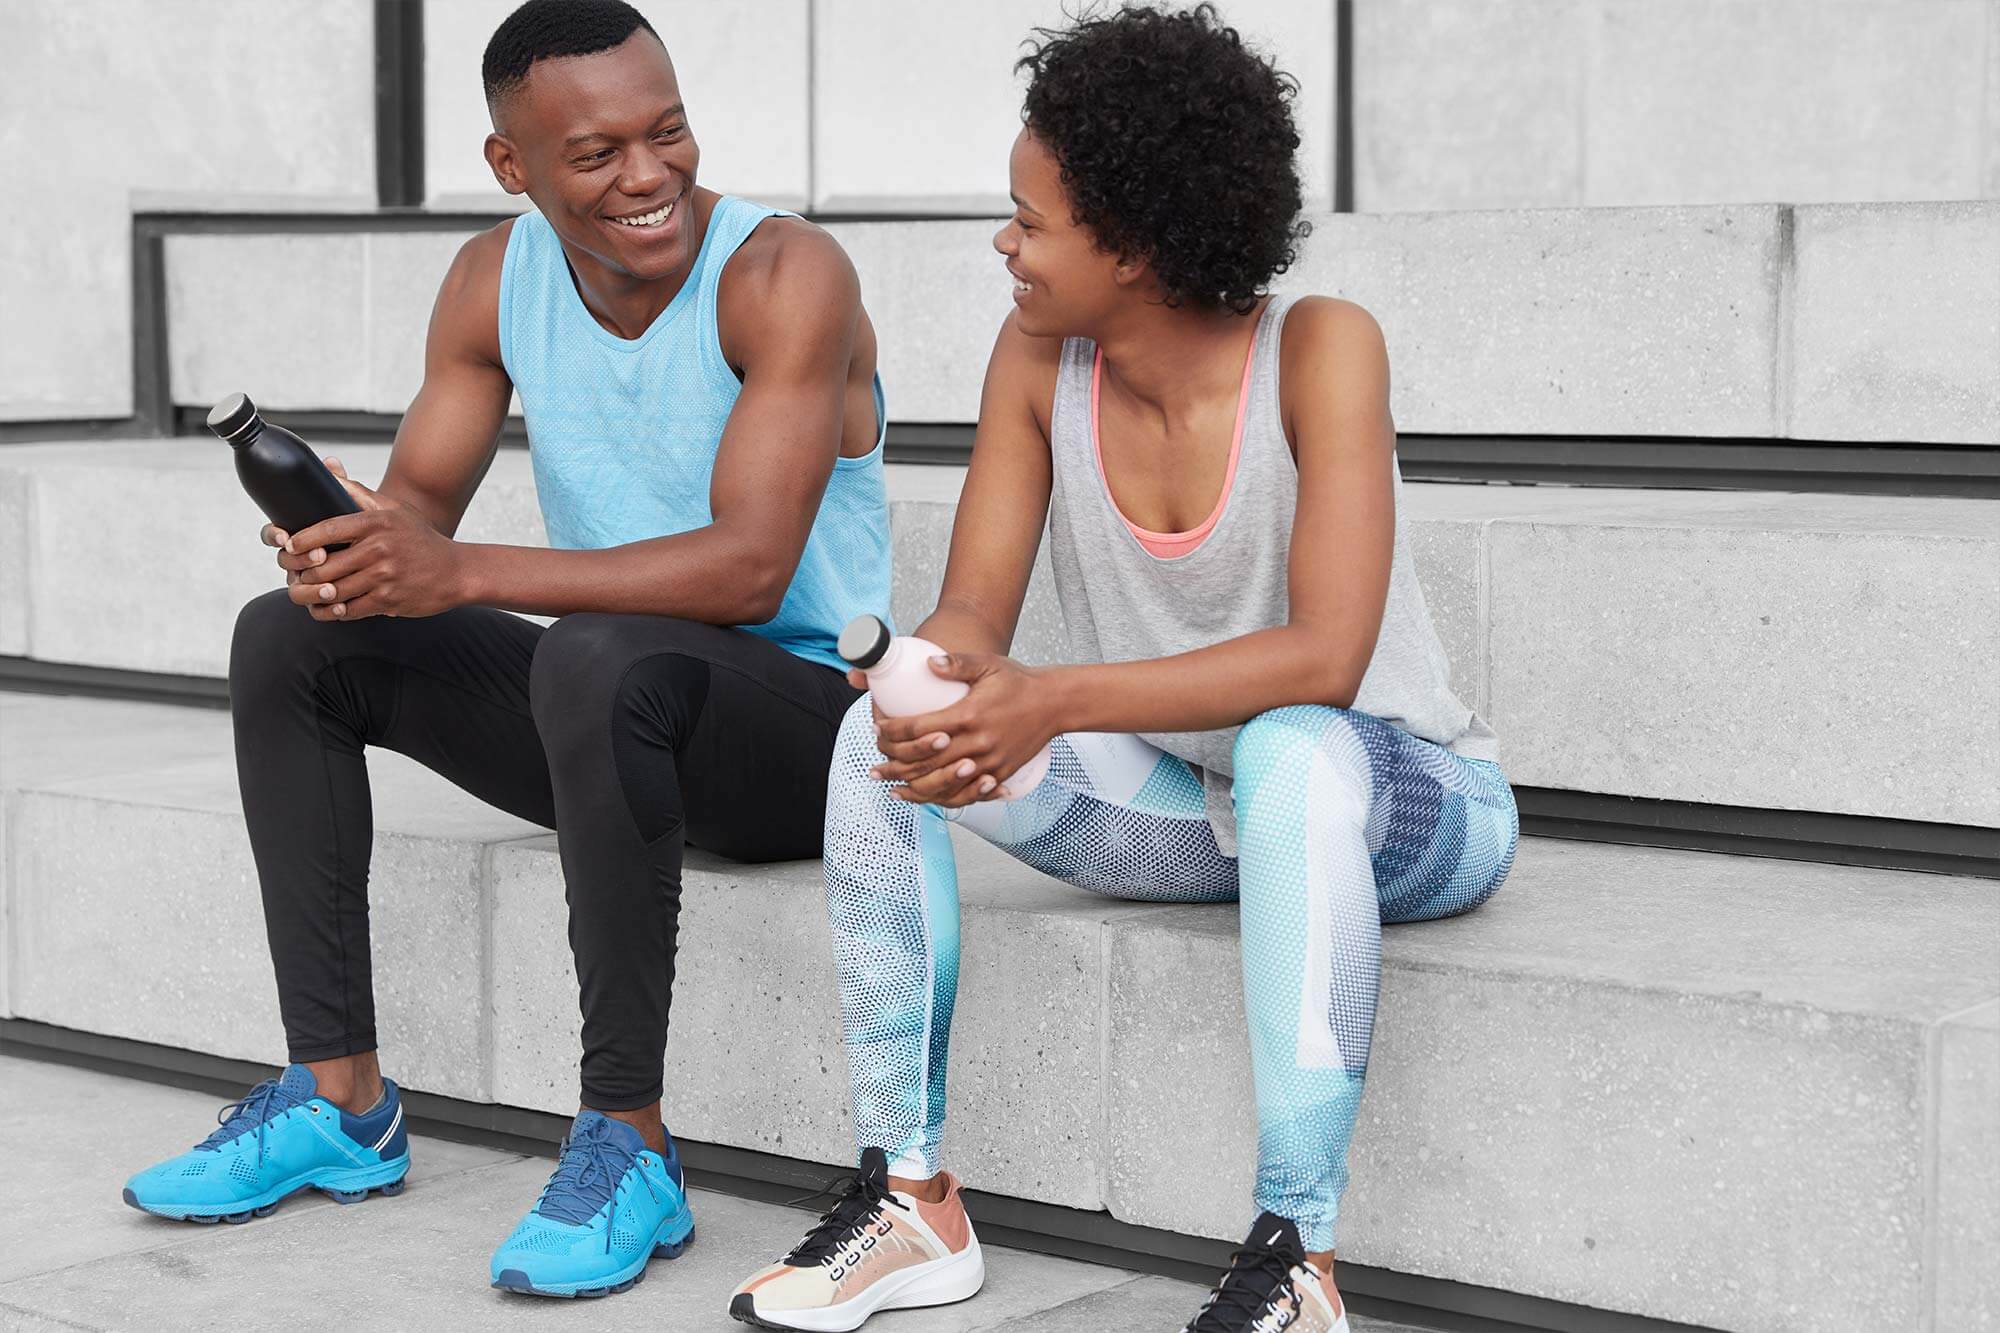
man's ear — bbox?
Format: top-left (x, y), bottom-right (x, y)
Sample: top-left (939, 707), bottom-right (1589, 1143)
top-left (485, 133), bottom-right (528, 196)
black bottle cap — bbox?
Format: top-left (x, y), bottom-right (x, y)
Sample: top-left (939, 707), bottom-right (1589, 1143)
top-left (837, 614), bottom-right (892, 669)
top-left (206, 392), bottom-right (260, 443)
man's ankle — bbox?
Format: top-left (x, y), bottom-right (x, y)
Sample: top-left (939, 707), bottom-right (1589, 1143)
top-left (304, 1053), bottom-right (384, 1116)
top-left (591, 1104), bottom-right (668, 1155)
top-left (888, 1171), bottom-right (951, 1205)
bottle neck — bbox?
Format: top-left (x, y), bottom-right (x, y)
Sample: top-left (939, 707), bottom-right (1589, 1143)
top-left (221, 417), bottom-right (264, 450)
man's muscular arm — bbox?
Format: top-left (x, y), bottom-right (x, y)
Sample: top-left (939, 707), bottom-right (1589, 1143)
top-left (286, 218), bottom-right (862, 625)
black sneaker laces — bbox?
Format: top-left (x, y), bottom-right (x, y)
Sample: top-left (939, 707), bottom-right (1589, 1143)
top-left (1187, 1241), bottom-right (1300, 1332)
top-left (781, 1166), bottom-right (910, 1266)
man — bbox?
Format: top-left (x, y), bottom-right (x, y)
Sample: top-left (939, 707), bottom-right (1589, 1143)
top-left (122, 0), bottom-right (891, 1299)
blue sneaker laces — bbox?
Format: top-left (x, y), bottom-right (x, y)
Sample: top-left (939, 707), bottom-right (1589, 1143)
top-left (536, 1114), bottom-right (659, 1230)
top-left (195, 1077), bottom-right (309, 1159)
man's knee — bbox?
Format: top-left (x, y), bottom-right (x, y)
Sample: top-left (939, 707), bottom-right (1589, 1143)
top-left (529, 613), bottom-right (711, 758)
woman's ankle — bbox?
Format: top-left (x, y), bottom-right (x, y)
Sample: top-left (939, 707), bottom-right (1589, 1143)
top-left (888, 1171), bottom-right (952, 1205)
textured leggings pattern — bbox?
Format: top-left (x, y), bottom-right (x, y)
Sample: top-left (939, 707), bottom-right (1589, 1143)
top-left (824, 699), bottom-right (1518, 1251)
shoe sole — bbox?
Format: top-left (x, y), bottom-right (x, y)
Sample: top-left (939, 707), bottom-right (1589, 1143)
top-left (490, 1209), bottom-right (695, 1298)
top-left (730, 1241), bottom-right (985, 1331)
top-left (122, 1156), bottom-right (411, 1225)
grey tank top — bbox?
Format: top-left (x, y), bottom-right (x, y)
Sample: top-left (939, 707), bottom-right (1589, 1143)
top-left (1045, 295), bottom-right (1499, 852)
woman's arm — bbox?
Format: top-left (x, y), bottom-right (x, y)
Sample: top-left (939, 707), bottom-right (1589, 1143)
top-left (874, 297), bottom-right (1396, 801)
top-left (908, 313), bottom-right (1061, 656)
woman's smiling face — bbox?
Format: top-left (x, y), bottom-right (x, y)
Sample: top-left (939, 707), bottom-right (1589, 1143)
top-left (992, 128), bottom-right (1135, 339)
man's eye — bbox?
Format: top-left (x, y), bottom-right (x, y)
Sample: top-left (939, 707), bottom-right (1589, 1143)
top-left (654, 125), bottom-right (684, 141)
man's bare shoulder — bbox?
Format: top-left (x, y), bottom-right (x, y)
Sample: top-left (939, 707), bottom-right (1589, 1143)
top-left (716, 214), bottom-right (862, 360)
top-left (721, 214), bottom-right (859, 308)
top-left (429, 218), bottom-right (518, 366)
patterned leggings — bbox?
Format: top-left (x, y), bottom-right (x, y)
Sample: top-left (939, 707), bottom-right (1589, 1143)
top-left (824, 699), bottom-right (1519, 1250)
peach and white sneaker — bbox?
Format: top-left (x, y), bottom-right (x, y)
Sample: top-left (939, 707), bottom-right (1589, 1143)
top-left (1182, 1212), bottom-right (1350, 1333)
top-left (730, 1147), bottom-right (984, 1331)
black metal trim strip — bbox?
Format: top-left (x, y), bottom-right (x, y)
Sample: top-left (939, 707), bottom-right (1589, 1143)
top-left (1333, 0), bottom-right (1354, 213)
top-left (0, 1020), bottom-right (1722, 1333)
top-left (1517, 788), bottom-right (1998, 879)
top-left (373, 0), bottom-right (426, 208)
top-left (0, 657), bottom-right (228, 710)
top-left (116, 410), bottom-right (2000, 497)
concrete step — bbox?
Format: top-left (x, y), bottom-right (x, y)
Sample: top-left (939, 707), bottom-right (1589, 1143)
top-left (2, 439), bottom-right (1995, 827)
top-left (1, 693), bottom-right (1994, 1332)
top-left (156, 203), bottom-right (2000, 443)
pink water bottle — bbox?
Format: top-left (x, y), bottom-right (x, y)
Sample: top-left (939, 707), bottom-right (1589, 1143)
top-left (838, 614), bottom-right (1049, 799)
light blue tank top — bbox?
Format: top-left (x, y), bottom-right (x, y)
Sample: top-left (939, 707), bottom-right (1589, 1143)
top-left (497, 196), bottom-right (893, 671)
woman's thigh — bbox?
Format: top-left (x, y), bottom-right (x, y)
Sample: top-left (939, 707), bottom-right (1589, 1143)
top-left (950, 731), bottom-right (1239, 904)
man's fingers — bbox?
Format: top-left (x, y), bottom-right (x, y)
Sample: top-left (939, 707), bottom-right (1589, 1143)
top-left (287, 511), bottom-right (370, 555)
top-left (261, 524), bottom-right (289, 549)
top-left (276, 545), bottom-right (326, 573)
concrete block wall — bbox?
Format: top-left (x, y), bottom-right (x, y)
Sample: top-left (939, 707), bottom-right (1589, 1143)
top-left (0, 1), bottom-right (375, 422)
top-left (1353, 0), bottom-right (2000, 212)
top-left (8, 1), bottom-right (1996, 423)
top-left (157, 203), bottom-right (2000, 443)
top-left (1, 442), bottom-right (1994, 830)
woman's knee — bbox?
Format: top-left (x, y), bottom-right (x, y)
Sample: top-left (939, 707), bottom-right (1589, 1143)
top-left (1232, 706), bottom-right (1370, 811)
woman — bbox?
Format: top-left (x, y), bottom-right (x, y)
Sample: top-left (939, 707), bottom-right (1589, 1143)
top-left (731, 7), bottom-right (1516, 1331)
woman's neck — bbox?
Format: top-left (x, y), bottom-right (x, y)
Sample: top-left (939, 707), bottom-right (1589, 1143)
top-left (1089, 297), bottom-right (1267, 421)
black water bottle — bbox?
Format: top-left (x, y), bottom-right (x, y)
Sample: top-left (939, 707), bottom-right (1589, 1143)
top-left (206, 392), bottom-right (360, 550)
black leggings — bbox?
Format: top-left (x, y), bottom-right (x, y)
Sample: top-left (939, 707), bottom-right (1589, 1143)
top-left (229, 589), bottom-right (859, 1109)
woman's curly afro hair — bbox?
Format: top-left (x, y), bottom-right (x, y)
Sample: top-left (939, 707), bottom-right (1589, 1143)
top-left (1017, 3), bottom-right (1310, 315)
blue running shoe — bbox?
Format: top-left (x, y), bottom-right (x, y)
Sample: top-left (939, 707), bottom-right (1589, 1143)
top-left (123, 1064), bottom-right (410, 1224)
top-left (489, 1111), bottom-right (695, 1298)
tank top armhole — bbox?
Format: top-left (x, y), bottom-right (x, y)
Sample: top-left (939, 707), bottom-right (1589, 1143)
top-left (699, 197), bottom-right (794, 391)
top-left (496, 212), bottom-right (537, 381)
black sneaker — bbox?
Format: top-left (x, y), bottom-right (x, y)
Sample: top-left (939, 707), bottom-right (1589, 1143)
top-left (1182, 1211), bottom-right (1349, 1332)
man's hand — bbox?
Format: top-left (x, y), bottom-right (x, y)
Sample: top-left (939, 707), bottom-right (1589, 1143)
top-left (277, 459), bottom-right (467, 622)
top-left (866, 653), bottom-right (1057, 808)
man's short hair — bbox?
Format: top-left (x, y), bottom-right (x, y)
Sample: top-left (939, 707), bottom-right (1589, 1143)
top-left (482, 0), bottom-right (659, 113)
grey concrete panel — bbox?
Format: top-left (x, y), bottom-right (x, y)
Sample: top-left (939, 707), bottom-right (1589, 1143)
top-left (812, 1), bottom-right (1334, 214)
top-left (887, 467), bottom-right (1067, 666)
top-left (1486, 500), bottom-right (2000, 824)
top-left (491, 825), bottom-right (1144, 1209)
top-left (825, 220), bottom-right (1016, 425)
top-left (1937, 1000), bottom-right (2000, 1331)
top-left (424, 1), bottom-right (811, 210)
top-left (363, 232), bottom-right (482, 415)
top-left (0, 464), bottom-right (28, 656)
top-left (1103, 837), bottom-right (2000, 1332)
top-left (8, 748), bottom-right (540, 1100)
top-left (0, 2), bottom-right (374, 421)
top-left (0, 1054), bottom-right (517, 1286)
top-left (1989, 0), bottom-right (2000, 199)
top-left (4, 442), bottom-right (540, 678)
top-left (166, 233), bottom-right (371, 413)
top-left (1353, 0), bottom-right (1587, 213)
top-left (1585, 1), bottom-right (1992, 208)
top-left (1790, 202), bottom-right (2000, 446)
top-left (1288, 207), bottom-right (1785, 439)
top-left (1401, 515), bottom-right (1482, 713)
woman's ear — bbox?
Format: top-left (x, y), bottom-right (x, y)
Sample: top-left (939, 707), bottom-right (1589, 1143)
top-left (1112, 252), bottom-right (1151, 290)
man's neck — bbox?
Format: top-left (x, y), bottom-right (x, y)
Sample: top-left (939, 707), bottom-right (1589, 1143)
top-left (560, 191), bottom-right (714, 339)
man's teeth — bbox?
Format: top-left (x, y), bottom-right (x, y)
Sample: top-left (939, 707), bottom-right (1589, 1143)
top-left (612, 200), bottom-right (676, 227)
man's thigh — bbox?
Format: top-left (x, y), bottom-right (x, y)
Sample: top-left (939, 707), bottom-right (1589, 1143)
top-left (660, 625), bottom-right (860, 863)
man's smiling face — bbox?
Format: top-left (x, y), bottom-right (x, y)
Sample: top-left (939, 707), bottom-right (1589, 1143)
top-left (486, 29), bottom-right (700, 284)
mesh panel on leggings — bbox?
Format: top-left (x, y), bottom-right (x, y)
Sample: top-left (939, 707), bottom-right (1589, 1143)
top-left (1232, 705), bottom-right (1517, 1252)
top-left (824, 696), bottom-right (1517, 1253)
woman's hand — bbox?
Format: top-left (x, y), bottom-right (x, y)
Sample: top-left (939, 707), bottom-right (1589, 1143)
top-left (864, 653), bottom-right (1059, 808)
